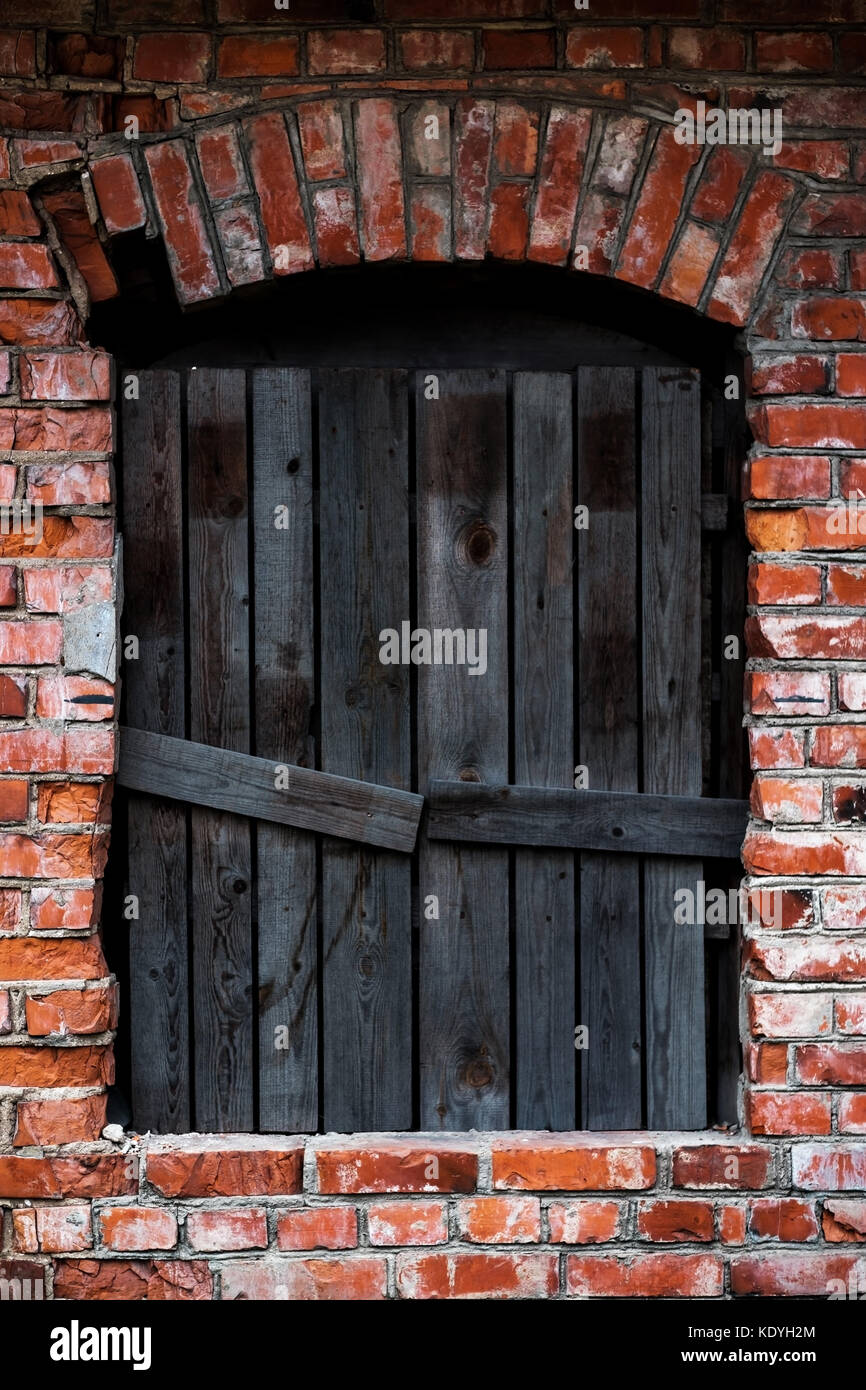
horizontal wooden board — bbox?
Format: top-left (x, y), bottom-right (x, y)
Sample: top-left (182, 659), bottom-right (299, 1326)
top-left (117, 728), bottom-right (423, 853)
top-left (427, 781), bottom-right (748, 859)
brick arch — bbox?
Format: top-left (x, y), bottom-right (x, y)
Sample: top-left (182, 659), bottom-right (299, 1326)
top-left (27, 92), bottom-right (802, 333)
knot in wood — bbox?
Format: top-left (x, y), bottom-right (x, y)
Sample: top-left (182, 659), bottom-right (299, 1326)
top-left (460, 518), bottom-right (496, 567)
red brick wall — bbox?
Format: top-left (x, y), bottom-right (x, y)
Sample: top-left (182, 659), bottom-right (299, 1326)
top-left (0, 1), bottom-right (865, 1299)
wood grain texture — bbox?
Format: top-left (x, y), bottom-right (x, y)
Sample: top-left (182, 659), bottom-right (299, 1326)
top-left (512, 372), bottom-right (575, 1129)
top-left (122, 371), bottom-right (190, 1133)
top-left (188, 368), bottom-right (254, 1131)
top-left (577, 366), bottom-right (642, 1128)
top-left (416, 369), bottom-right (510, 1130)
top-left (642, 367), bottom-right (706, 1129)
top-left (319, 369), bottom-right (413, 1130)
top-left (252, 369), bottom-right (318, 1131)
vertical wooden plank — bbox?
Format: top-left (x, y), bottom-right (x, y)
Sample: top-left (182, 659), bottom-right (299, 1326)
top-left (577, 367), bottom-right (643, 1129)
top-left (252, 368), bottom-right (317, 1131)
top-left (122, 371), bottom-right (190, 1132)
top-left (319, 369), bottom-right (412, 1131)
top-left (642, 366), bottom-right (706, 1129)
top-left (513, 372), bottom-right (575, 1129)
top-left (417, 369), bottom-right (510, 1130)
top-left (188, 369), bottom-right (254, 1131)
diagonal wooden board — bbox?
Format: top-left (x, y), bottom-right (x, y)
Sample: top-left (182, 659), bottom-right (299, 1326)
top-left (427, 780), bottom-right (748, 859)
top-left (116, 727), bottom-right (423, 853)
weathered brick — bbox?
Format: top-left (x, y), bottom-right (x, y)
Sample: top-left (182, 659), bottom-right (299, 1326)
top-left (0, 300), bottom-right (81, 348)
top-left (37, 780), bottom-right (111, 825)
top-left (484, 29), bottom-right (555, 70)
top-left (454, 98), bottom-right (494, 260)
top-left (0, 244), bottom-right (59, 291)
top-left (297, 100), bottom-right (346, 181)
top-left (147, 1142), bottom-right (303, 1197)
top-left (54, 1258), bottom-right (212, 1301)
top-left (731, 1251), bottom-right (862, 1297)
top-left (823, 1199), bottom-right (866, 1241)
top-left (317, 1140), bottom-right (478, 1195)
top-left (41, 188), bottom-right (118, 304)
top-left (660, 222), bottom-right (719, 307)
top-left (750, 777), bottom-right (823, 824)
top-left (0, 934), bottom-right (107, 982)
top-left (0, 779), bottom-right (28, 821)
top-left (636, 1200), bottom-right (714, 1242)
top-left (456, 1196), bottom-right (540, 1244)
top-left (14, 1094), bottom-right (107, 1147)
top-left (567, 27), bottom-right (643, 70)
top-left (135, 33), bottom-right (211, 84)
top-left (0, 190), bottom-right (41, 237)
top-left (747, 562), bottom-right (822, 606)
top-left (100, 1207), bottom-right (177, 1252)
top-left (397, 1251), bottom-right (558, 1299)
top-left (245, 113), bottom-right (313, 276)
top-left (708, 173), bottom-right (796, 327)
top-left (14, 1204), bottom-right (92, 1253)
top-left (747, 936), bottom-right (866, 984)
top-left (31, 884), bottom-right (101, 930)
top-left (195, 125), bottom-right (248, 203)
top-left (354, 99), bottom-right (406, 263)
top-left (311, 186), bottom-right (359, 268)
top-left (401, 30), bottom-right (473, 72)
top-left (91, 154), bottom-right (147, 236)
top-left (308, 29), bottom-right (385, 77)
top-left (411, 186), bottom-right (451, 262)
top-left (213, 203), bottom-right (265, 288)
top-left (748, 990), bottom-right (832, 1038)
top-left (0, 1045), bottom-right (112, 1088)
top-left (691, 146), bottom-right (749, 224)
top-left (217, 35), bottom-right (299, 79)
top-left (276, 1207), bottom-right (357, 1251)
top-left (488, 182), bottom-right (530, 260)
top-left (0, 728), bottom-right (114, 774)
top-left (568, 1253), bottom-right (723, 1298)
top-left (144, 141), bottom-right (221, 305)
top-left (528, 106), bottom-right (591, 266)
top-left (186, 1208), bottom-right (268, 1252)
top-left (492, 1137), bottom-right (655, 1191)
top-left (367, 1201), bottom-right (448, 1246)
top-left (26, 984), bottom-right (117, 1036)
top-left (672, 1145), bottom-right (772, 1190)
top-left (756, 31), bottom-right (833, 73)
top-left (547, 1200), bottom-right (620, 1244)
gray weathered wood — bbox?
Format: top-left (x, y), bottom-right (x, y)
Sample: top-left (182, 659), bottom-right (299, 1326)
top-left (122, 371), bottom-right (190, 1133)
top-left (319, 369), bottom-right (413, 1129)
top-left (188, 368), bottom-right (254, 1131)
top-left (417, 369), bottom-right (510, 1130)
top-left (252, 368), bottom-right (318, 1131)
top-left (577, 367), bottom-right (643, 1128)
top-left (513, 372), bottom-right (575, 1129)
top-left (117, 727), bottom-right (422, 852)
top-left (427, 782), bottom-right (748, 858)
top-left (642, 367), bottom-right (706, 1129)
top-left (701, 493), bottom-right (730, 531)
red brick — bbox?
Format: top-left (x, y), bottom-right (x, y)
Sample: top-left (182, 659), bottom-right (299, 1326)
top-left (0, 935), bottom-right (107, 983)
top-left (0, 887), bottom-right (23, 931)
top-left (195, 126), bottom-right (248, 203)
top-left (812, 726), bottom-right (866, 769)
top-left (135, 33), bottom-right (210, 84)
top-left (54, 1259), bottom-right (212, 1301)
top-left (637, 1200), bottom-right (714, 1242)
top-left (0, 191), bottom-right (41, 239)
top-left (829, 565), bottom-right (866, 607)
top-left (747, 562), bottom-right (822, 606)
top-left (745, 1042), bottom-right (789, 1085)
top-left (14, 1204), bottom-right (92, 1253)
top-left (748, 936), bottom-right (866, 984)
top-left (411, 186), bottom-right (451, 262)
top-left (354, 99), bottom-right (406, 263)
top-left (836, 995), bottom-right (866, 1035)
top-left (245, 113), bottom-right (313, 276)
top-left (0, 987), bottom-right (9, 1033)
top-left (719, 1206), bottom-right (747, 1244)
top-left (493, 100), bottom-right (538, 176)
top-left (732, 1251), bottom-right (861, 1297)
top-left (492, 1137), bottom-right (655, 1191)
top-left (747, 1198), bottom-right (817, 1242)
top-left (401, 30), bottom-right (473, 72)
top-left (672, 1145), bottom-right (772, 1190)
top-left (144, 141), bottom-right (221, 305)
top-left (0, 30), bottom-right (36, 77)
top-left (794, 194), bottom-right (866, 238)
top-left (90, 154), bottom-right (147, 237)
top-left (0, 300), bottom-right (80, 349)
top-left (840, 1095), bottom-right (866, 1133)
top-left (113, 96), bottom-right (177, 137)
top-left (823, 1199), bottom-right (866, 1241)
top-left (782, 87), bottom-right (866, 131)
top-left (147, 1143), bottom-right (303, 1197)
top-left (37, 781), bottom-right (110, 825)
top-left (528, 106), bottom-right (592, 266)
top-left (484, 30), bottom-right (554, 70)
top-left (0, 728), bottom-right (114, 775)
top-left (31, 885), bottom-right (103, 931)
top-left (839, 674), bottom-right (866, 712)
top-left (834, 783), bottom-right (866, 824)
top-left (796, 1042), bottom-right (866, 1086)
top-left (837, 354), bottom-right (866, 397)
top-left (489, 182), bottom-right (530, 260)
top-left (0, 139), bottom-right (7, 180)
top-left (793, 1145), bottom-right (866, 1190)
top-left (568, 1253), bottom-right (723, 1298)
top-left (777, 247), bottom-right (842, 291)
top-left (0, 566), bottom-right (16, 606)
top-left (0, 92), bottom-right (88, 132)
top-left (457, 1196), bottom-right (540, 1244)
top-left (669, 26), bottom-right (744, 69)
top-left (708, 172), bottom-right (796, 327)
top-left (748, 670), bottom-right (831, 722)
top-left (217, 35), bottom-right (298, 79)
top-left (750, 355), bottom-right (829, 396)
top-left (398, 1251), bottom-right (558, 1299)
top-left (747, 505), bottom-right (866, 552)
top-left (186, 1208), bottom-right (267, 1251)
top-left (748, 728), bottom-right (806, 770)
top-left (27, 460), bottom-right (111, 507)
top-left (50, 33), bottom-right (120, 80)
top-left (297, 100), bottom-right (346, 181)
top-left (792, 297), bottom-right (866, 342)
top-left (660, 222), bottom-right (719, 307)
top-left (26, 985), bottom-right (117, 1037)
top-left (454, 98), bottom-right (494, 261)
top-left (101, 1207), bottom-right (177, 1252)
top-left (0, 674), bottom-right (26, 716)
top-left (775, 142), bottom-right (849, 181)
top-left (312, 187), bottom-right (359, 268)
top-left (367, 1200), bottom-right (448, 1246)
top-left (690, 146), bottom-right (749, 224)
top-left (749, 990), bottom-right (832, 1039)
top-left (213, 203), bottom-right (264, 288)
top-left (308, 29), bottom-right (385, 77)
top-left (547, 1200), bottom-right (619, 1244)
top-left (276, 1207), bottom-right (358, 1251)
top-left (14, 1094), bottom-right (107, 1148)
top-left (617, 129), bottom-right (700, 289)
top-left (750, 777), bottom-right (823, 825)
top-left (1, 405), bottom-right (112, 453)
top-left (0, 1045), bottom-right (112, 1088)
top-left (41, 188), bottom-right (118, 304)
top-left (756, 31), bottom-right (833, 73)
top-left (0, 1155), bottom-right (132, 1202)
top-left (746, 454), bottom-right (831, 500)
top-left (20, 350), bottom-right (111, 402)
top-left (743, 829), bottom-right (866, 877)
top-left (317, 1140), bottom-right (478, 1194)
top-left (0, 779), bottom-right (28, 821)
top-left (0, 244), bottom-right (59, 292)
top-left (220, 1256), bottom-right (385, 1301)
top-left (567, 27), bottom-right (643, 69)
top-left (852, 250), bottom-right (866, 290)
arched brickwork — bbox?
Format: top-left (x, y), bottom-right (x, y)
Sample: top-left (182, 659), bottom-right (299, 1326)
top-left (1, 4), bottom-right (866, 1300)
